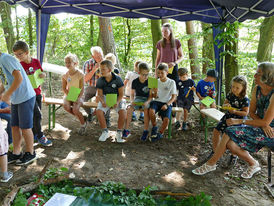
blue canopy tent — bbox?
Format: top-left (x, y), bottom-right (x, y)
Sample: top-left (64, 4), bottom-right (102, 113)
top-left (3, 0), bottom-right (274, 104)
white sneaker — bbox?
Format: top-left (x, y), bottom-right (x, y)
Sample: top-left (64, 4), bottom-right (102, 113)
top-left (116, 131), bottom-right (125, 143)
top-left (99, 131), bottom-right (109, 142)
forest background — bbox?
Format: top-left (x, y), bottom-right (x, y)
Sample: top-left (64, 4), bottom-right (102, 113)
top-left (0, 3), bottom-right (273, 97)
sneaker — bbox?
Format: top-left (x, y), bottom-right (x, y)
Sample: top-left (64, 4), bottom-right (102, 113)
top-left (122, 129), bottom-right (131, 138)
top-left (8, 152), bottom-right (22, 164)
top-left (151, 126), bottom-right (158, 138)
top-left (38, 135), bottom-right (53, 146)
top-left (150, 132), bottom-right (163, 142)
top-left (132, 112), bottom-right (137, 121)
top-left (138, 113), bottom-right (144, 122)
top-left (174, 121), bottom-right (181, 130)
top-left (140, 130), bottom-right (149, 141)
top-left (182, 122), bottom-right (187, 131)
top-left (99, 131), bottom-right (109, 142)
top-left (1, 171), bottom-right (13, 183)
top-left (16, 152), bottom-right (37, 165)
top-left (116, 131), bottom-right (125, 143)
top-left (78, 122), bottom-right (88, 135)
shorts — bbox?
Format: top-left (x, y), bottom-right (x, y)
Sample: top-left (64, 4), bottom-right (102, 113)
top-left (149, 101), bottom-right (172, 119)
top-left (11, 96), bottom-right (36, 129)
top-left (97, 96), bottom-right (126, 114)
top-left (131, 96), bottom-right (149, 110)
top-left (177, 98), bottom-right (193, 112)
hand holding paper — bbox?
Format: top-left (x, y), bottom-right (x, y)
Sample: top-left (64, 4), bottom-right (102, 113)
top-left (28, 69), bottom-right (45, 89)
top-left (66, 86), bottom-right (81, 102)
top-left (106, 94), bottom-right (117, 108)
top-left (201, 96), bottom-right (215, 107)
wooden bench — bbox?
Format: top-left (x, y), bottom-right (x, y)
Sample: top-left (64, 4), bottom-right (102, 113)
top-left (200, 108), bottom-right (225, 143)
top-left (42, 97), bottom-right (98, 131)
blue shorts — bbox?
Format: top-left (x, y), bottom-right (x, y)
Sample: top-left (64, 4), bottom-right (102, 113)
top-left (149, 101), bottom-right (172, 119)
top-left (177, 98), bottom-right (193, 112)
top-left (11, 96), bottom-right (35, 129)
top-left (132, 96), bottom-right (149, 110)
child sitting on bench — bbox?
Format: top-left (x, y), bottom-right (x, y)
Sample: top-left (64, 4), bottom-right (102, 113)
top-left (207, 75), bottom-right (249, 166)
top-left (122, 62), bottom-right (152, 141)
top-left (62, 53), bottom-right (87, 135)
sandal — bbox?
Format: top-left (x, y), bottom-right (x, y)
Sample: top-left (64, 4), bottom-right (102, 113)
top-left (241, 160), bottom-right (261, 179)
top-left (192, 163), bottom-right (216, 175)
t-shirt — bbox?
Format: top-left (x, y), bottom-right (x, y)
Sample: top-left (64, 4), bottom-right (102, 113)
top-left (20, 58), bottom-right (43, 95)
top-left (156, 39), bottom-right (181, 64)
top-left (155, 78), bottom-right (177, 103)
top-left (196, 79), bottom-right (216, 98)
top-left (226, 93), bottom-right (250, 118)
top-left (177, 79), bottom-right (195, 101)
top-left (131, 78), bottom-right (149, 98)
top-left (96, 72), bottom-right (124, 95)
top-left (0, 53), bottom-right (35, 104)
top-left (82, 58), bottom-right (100, 87)
top-left (62, 69), bottom-right (84, 90)
top-left (124, 71), bottom-right (139, 96)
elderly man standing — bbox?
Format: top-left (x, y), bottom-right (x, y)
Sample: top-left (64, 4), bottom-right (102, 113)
top-left (82, 46), bottom-right (104, 122)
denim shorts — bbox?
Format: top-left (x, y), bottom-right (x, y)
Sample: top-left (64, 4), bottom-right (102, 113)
top-left (131, 96), bottom-right (149, 110)
top-left (177, 98), bottom-right (193, 112)
top-left (149, 101), bottom-right (172, 119)
top-left (11, 96), bottom-right (35, 129)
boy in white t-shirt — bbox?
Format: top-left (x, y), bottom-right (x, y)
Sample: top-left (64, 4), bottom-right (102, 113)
top-left (149, 63), bottom-right (177, 142)
top-left (124, 60), bottom-right (143, 121)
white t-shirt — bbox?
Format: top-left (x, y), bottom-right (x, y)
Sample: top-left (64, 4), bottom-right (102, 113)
top-left (155, 78), bottom-right (177, 103)
top-left (124, 71), bottom-right (139, 96)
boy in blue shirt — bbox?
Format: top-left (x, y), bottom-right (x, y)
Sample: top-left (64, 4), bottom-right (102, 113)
top-left (0, 51), bottom-right (36, 165)
top-left (196, 69), bottom-right (217, 113)
top-left (175, 68), bottom-right (195, 131)
top-left (96, 60), bottom-right (126, 143)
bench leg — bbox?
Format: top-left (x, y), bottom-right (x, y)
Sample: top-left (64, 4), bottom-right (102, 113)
top-left (264, 149), bottom-right (274, 197)
top-left (48, 104), bottom-right (52, 131)
top-left (52, 104), bottom-right (56, 129)
top-left (204, 116), bottom-right (208, 143)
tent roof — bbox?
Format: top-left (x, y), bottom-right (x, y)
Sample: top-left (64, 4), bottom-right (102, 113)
top-left (6, 0), bottom-right (274, 23)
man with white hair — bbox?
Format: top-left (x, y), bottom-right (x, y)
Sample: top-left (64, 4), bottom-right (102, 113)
top-left (82, 46), bottom-right (104, 122)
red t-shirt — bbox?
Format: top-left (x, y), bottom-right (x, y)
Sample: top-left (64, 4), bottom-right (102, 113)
top-left (20, 58), bottom-right (43, 95)
top-left (156, 39), bottom-right (181, 64)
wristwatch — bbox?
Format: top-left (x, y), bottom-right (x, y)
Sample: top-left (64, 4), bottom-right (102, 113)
top-left (242, 119), bottom-right (246, 124)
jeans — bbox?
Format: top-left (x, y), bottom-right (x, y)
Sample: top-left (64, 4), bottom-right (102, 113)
top-left (33, 95), bottom-right (44, 138)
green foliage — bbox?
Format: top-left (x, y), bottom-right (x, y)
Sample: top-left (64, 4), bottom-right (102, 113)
top-left (12, 189), bottom-right (29, 206)
top-left (43, 167), bottom-right (69, 180)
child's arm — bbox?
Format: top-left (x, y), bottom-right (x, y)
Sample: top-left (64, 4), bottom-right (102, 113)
top-left (117, 86), bottom-right (124, 104)
top-left (196, 92), bottom-right (204, 100)
top-left (130, 89), bottom-right (135, 104)
top-left (62, 77), bottom-right (69, 95)
top-left (230, 106), bottom-right (249, 117)
top-left (97, 88), bottom-right (107, 107)
top-left (39, 71), bottom-right (46, 79)
top-left (124, 79), bottom-right (129, 87)
top-left (2, 70), bottom-right (22, 103)
top-left (0, 106), bottom-right (11, 113)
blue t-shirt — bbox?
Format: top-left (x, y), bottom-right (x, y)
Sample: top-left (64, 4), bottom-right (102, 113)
top-left (96, 72), bottom-right (124, 95)
top-left (196, 79), bottom-right (215, 98)
top-left (176, 79), bottom-right (195, 101)
top-left (131, 78), bottom-right (149, 98)
top-left (0, 53), bottom-right (35, 104)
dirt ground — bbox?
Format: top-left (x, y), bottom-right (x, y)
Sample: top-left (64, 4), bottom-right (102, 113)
top-left (1, 76), bottom-right (274, 206)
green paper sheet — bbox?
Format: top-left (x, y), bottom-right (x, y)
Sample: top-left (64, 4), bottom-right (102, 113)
top-left (106, 93), bottom-right (117, 107)
top-left (28, 69), bottom-right (44, 89)
top-left (66, 86), bottom-right (81, 102)
top-left (201, 96), bottom-right (215, 107)
top-left (148, 77), bottom-right (158, 89)
top-left (134, 102), bottom-right (144, 106)
top-left (168, 66), bottom-right (174, 74)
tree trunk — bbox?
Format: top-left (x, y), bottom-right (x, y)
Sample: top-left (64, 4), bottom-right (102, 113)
top-left (185, 21), bottom-right (200, 78)
top-left (98, 17), bottom-right (121, 69)
top-left (122, 19), bottom-right (132, 68)
top-left (257, 16), bottom-right (274, 62)
top-left (90, 15), bottom-right (94, 46)
top-left (15, 5), bottom-right (19, 41)
top-left (28, 8), bottom-right (33, 52)
top-left (224, 26), bottom-right (239, 95)
top-left (150, 19), bottom-right (162, 68)
top-left (201, 22), bottom-right (214, 74)
top-left (0, 2), bottom-right (15, 53)
top-left (161, 19), bottom-right (168, 25)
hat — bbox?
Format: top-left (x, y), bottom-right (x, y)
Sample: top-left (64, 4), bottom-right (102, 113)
top-left (206, 69), bottom-right (218, 78)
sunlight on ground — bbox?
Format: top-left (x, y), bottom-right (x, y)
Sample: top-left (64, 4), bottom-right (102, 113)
top-left (162, 171), bottom-right (185, 187)
top-left (187, 155), bottom-right (198, 165)
top-left (65, 151), bottom-right (84, 160)
top-left (121, 149), bottom-right (126, 158)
